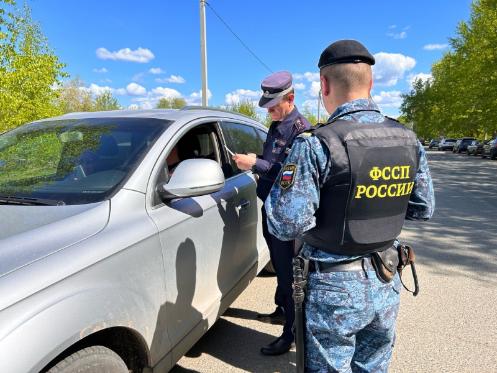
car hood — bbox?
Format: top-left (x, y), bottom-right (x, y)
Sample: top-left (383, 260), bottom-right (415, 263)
top-left (0, 202), bottom-right (109, 279)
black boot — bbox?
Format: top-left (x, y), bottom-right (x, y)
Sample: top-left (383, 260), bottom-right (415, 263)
top-left (256, 306), bottom-right (285, 325)
top-left (260, 336), bottom-right (294, 356)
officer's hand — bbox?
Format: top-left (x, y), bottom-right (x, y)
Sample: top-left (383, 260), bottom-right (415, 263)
top-left (232, 153), bottom-right (256, 171)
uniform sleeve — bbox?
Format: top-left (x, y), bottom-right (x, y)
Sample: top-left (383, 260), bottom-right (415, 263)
top-left (265, 136), bottom-right (330, 241)
top-left (254, 157), bottom-right (271, 174)
top-left (406, 142), bottom-right (435, 220)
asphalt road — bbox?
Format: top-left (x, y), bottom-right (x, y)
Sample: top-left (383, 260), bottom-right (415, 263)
top-left (173, 150), bottom-right (497, 373)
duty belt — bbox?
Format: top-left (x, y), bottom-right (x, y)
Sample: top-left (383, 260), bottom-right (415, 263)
top-left (309, 256), bottom-right (373, 273)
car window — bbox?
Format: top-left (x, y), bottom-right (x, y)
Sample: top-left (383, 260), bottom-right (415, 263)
top-left (153, 122), bottom-right (226, 206)
top-left (0, 118), bottom-right (170, 205)
top-left (221, 122), bottom-right (263, 176)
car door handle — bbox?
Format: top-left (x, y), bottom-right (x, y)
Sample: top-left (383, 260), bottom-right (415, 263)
top-left (236, 199), bottom-right (250, 211)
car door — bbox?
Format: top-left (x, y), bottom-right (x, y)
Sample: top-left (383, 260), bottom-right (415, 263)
top-left (146, 120), bottom-right (253, 361)
top-left (219, 121), bottom-right (267, 273)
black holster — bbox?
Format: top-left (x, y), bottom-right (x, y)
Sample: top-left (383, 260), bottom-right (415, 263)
top-left (371, 244), bottom-right (420, 296)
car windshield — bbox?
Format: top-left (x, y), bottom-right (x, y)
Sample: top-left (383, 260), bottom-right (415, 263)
top-left (0, 117), bottom-right (171, 205)
top-left (445, 139), bottom-right (456, 142)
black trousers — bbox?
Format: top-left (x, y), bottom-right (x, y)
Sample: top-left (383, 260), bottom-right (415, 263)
top-left (262, 206), bottom-right (295, 342)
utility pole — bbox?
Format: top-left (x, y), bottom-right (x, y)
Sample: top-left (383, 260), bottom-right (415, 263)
top-left (200, 0), bottom-right (208, 106)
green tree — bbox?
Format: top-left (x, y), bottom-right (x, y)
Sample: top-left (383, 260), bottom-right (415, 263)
top-left (0, 1), bottom-right (65, 132)
top-left (226, 100), bottom-right (260, 121)
top-left (156, 97), bottom-right (186, 109)
top-left (302, 107), bottom-right (319, 126)
top-left (93, 91), bottom-right (121, 111)
top-left (55, 78), bottom-right (93, 114)
top-left (400, 0), bottom-right (497, 139)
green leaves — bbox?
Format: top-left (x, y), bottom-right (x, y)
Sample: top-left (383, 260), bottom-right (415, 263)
top-left (226, 100), bottom-right (260, 121)
top-left (401, 0), bottom-right (497, 139)
top-left (0, 2), bottom-right (65, 133)
top-left (156, 97), bottom-right (187, 109)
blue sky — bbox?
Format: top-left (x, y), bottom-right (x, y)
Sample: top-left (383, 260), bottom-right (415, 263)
top-left (29, 0), bottom-right (473, 118)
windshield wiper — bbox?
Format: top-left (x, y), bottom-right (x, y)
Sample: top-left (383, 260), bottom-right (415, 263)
top-left (0, 195), bottom-right (65, 206)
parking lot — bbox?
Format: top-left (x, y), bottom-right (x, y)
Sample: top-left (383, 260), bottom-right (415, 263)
top-left (173, 150), bottom-right (497, 373)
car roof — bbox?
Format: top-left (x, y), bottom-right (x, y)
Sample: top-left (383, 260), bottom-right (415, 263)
top-left (32, 107), bottom-right (265, 129)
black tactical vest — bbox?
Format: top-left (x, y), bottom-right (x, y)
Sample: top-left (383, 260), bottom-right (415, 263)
top-left (302, 117), bottom-right (419, 256)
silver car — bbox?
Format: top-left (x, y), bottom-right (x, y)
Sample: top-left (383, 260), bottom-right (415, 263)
top-left (0, 108), bottom-right (270, 373)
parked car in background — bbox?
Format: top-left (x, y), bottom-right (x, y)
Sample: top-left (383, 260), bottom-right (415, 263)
top-left (453, 137), bottom-right (476, 153)
top-left (428, 139), bottom-right (440, 149)
top-left (481, 137), bottom-right (497, 159)
top-left (467, 140), bottom-right (486, 156)
top-left (0, 108), bottom-right (270, 373)
top-left (437, 138), bottom-right (457, 151)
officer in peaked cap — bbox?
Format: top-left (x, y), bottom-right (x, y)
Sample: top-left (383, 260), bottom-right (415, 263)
top-left (233, 71), bottom-right (310, 356)
top-left (265, 40), bottom-right (435, 371)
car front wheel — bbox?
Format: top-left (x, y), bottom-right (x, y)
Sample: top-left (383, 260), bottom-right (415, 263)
top-left (46, 346), bottom-right (128, 373)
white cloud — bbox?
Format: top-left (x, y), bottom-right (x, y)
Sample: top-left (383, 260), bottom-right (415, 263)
top-left (293, 72), bottom-right (319, 82)
top-left (294, 82), bottom-right (306, 90)
top-left (114, 88), bottom-right (127, 96)
top-left (373, 52), bottom-right (416, 86)
top-left (372, 90), bottom-right (403, 109)
top-left (188, 89), bottom-right (213, 105)
top-left (80, 83), bottom-right (127, 97)
top-left (96, 47), bottom-right (155, 63)
top-left (309, 81), bottom-right (321, 98)
top-left (149, 67), bottom-right (164, 74)
top-left (151, 86), bottom-right (182, 99)
top-left (387, 31), bottom-right (407, 39)
top-left (225, 88), bottom-right (259, 105)
top-left (128, 104), bottom-right (140, 110)
top-left (86, 83), bottom-right (112, 96)
top-left (407, 72), bottom-right (433, 88)
top-left (389, 25), bottom-right (397, 29)
top-left (93, 67), bottom-right (108, 73)
top-left (126, 82), bottom-right (146, 96)
top-left (423, 43), bottom-right (448, 51)
top-left (100, 78), bottom-right (112, 83)
top-left (156, 75), bottom-right (186, 84)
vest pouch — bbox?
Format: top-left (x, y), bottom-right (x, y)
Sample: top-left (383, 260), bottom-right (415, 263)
top-left (371, 246), bottom-right (399, 283)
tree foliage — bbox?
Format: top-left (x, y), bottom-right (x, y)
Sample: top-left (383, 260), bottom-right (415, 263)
top-left (54, 78), bottom-right (121, 113)
top-left (0, 1), bottom-right (66, 132)
top-left (400, 0), bottom-right (497, 139)
top-left (156, 97), bottom-right (186, 109)
top-left (93, 91), bottom-right (121, 111)
top-left (226, 100), bottom-right (260, 122)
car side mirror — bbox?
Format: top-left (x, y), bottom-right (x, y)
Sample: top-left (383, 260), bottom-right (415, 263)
top-left (157, 159), bottom-right (225, 200)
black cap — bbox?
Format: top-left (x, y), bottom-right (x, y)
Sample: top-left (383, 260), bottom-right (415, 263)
top-left (318, 39), bottom-right (375, 69)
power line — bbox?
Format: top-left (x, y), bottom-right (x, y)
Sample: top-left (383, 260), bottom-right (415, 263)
top-left (204, 1), bottom-right (273, 74)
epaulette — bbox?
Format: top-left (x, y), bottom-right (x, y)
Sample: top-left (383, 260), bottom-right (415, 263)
top-left (384, 115), bottom-right (400, 123)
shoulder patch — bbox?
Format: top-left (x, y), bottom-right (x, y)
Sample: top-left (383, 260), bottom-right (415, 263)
top-left (294, 118), bottom-right (306, 132)
top-left (280, 164), bottom-right (297, 189)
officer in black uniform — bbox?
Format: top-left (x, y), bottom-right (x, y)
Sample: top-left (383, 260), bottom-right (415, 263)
top-left (233, 71), bottom-right (310, 355)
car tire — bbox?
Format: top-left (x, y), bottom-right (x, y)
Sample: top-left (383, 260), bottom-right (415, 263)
top-left (46, 346), bottom-right (128, 373)
top-left (491, 150), bottom-right (497, 160)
